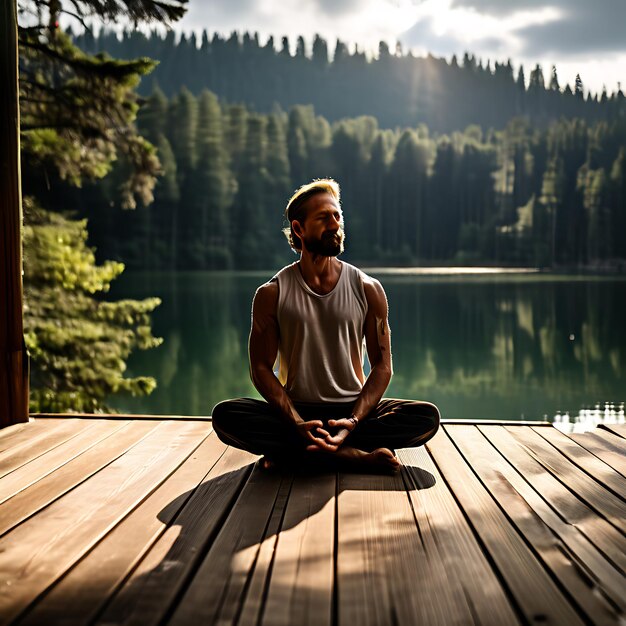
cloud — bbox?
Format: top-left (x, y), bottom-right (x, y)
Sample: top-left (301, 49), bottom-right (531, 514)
top-left (451, 0), bottom-right (626, 55)
top-left (177, 0), bottom-right (416, 53)
top-left (400, 16), bottom-right (505, 56)
top-left (516, 7), bottom-right (626, 55)
top-left (178, 0), bottom-right (257, 32)
top-left (450, 0), bottom-right (553, 16)
top-left (314, 0), bottom-right (366, 16)
top-left (401, 17), bottom-right (467, 55)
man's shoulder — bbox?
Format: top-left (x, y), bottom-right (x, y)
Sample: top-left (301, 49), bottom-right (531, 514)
top-left (340, 261), bottom-right (387, 314)
top-left (342, 262), bottom-right (384, 295)
top-left (254, 279), bottom-right (279, 312)
top-left (255, 263), bottom-right (296, 299)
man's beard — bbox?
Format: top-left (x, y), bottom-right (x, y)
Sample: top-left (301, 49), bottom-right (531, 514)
top-left (303, 230), bottom-right (345, 256)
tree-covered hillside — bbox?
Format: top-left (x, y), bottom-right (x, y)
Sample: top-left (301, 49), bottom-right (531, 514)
top-left (73, 29), bottom-right (625, 133)
top-left (31, 88), bottom-right (625, 271)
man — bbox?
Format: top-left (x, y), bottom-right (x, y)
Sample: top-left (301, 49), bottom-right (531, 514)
top-left (212, 179), bottom-right (440, 472)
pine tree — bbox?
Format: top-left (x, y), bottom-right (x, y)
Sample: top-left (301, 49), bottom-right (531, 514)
top-left (233, 115), bottom-right (270, 268)
top-left (154, 134), bottom-right (180, 267)
top-left (18, 0), bottom-right (187, 410)
top-left (312, 34), bottom-right (328, 67)
top-left (265, 114), bottom-right (292, 256)
top-left (609, 148), bottom-right (626, 258)
top-left (191, 90), bottom-right (235, 268)
top-left (287, 108), bottom-right (309, 183)
top-left (18, 0), bottom-right (186, 208)
top-left (575, 74), bottom-right (585, 100)
top-left (137, 85), bottom-right (168, 143)
top-left (549, 66), bottom-right (560, 91)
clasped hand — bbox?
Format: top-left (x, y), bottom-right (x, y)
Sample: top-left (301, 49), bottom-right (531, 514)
top-left (295, 418), bottom-right (356, 453)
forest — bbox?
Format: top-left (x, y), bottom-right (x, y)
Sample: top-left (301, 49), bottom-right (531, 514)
top-left (73, 28), bottom-right (625, 133)
top-left (30, 86), bottom-right (626, 270)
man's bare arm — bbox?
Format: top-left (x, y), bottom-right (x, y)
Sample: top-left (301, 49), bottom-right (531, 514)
top-left (351, 277), bottom-right (393, 422)
top-left (249, 282), bottom-right (334, 450)
top-left (249, 281), bottom-right (299, 424)
top-left (325, 277), bottom-right (392, 448)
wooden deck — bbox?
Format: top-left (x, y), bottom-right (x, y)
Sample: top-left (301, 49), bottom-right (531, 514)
top-left (0, 416), bottom-right (624, 625)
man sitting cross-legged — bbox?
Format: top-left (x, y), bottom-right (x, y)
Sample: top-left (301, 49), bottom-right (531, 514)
top-left (212, 178), bottom-right (440, 473)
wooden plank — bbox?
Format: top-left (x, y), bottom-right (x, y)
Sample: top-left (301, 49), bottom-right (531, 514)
top-left (449, 424), bottom-right (624, 622)
top-left (237, 475), bottom-right (295, 626)
top-left (592, 427), bottom-right (626, 452)
top-left (32, 413), bottom-right (212, 421)
top-left (0, 420), bottom-right (158, 537)
top-left (598, 423), bottom-right (626, 439)
top-left (430, 427), bottom-right (586, 625)
top-left (398, 446), bottom-right (520, 625)
top-left (167, 463), bottom-right (287, 626)
top-left (0, 419), bottom-right (128, 505)
top-left (17, 431), bottom-right (228, 626)
top-left (480, 426), bottom-right (626, 574)
top-left (336, 472), bottom-right (401, 626)
top-left (569, 432), bottom-right (626, 477)
top-left (531, 426), bottom-right (626, 500)
top-left (0, 420), bottom-right (210, 624)
top-left (95, 446), bottom-right (259, 626)
top-left (254, 472), bottom-right (336, 626)
top-left (0, 419), bottom-right (35, 446)
top-left (442, 419), bottom-right (551, 426)
top-left (0, 419), bottom-right (65, 454)
top-left (0, 418), bottom-right (91, 473)
top-left (505, 426), bottom-right (626, 532)
top-left (336, 468), bottom-right (473, 626)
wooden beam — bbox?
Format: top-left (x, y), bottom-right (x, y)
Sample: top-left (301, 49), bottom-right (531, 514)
top-left (0, 0), bottom-right (29, 428)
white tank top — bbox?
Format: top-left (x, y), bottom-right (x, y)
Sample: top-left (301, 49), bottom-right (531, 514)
top-left (274, 260), bottom-right (368, 403)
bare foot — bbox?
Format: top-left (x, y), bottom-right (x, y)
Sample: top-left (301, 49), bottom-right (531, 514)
top-left (334, 446), bottom-right (400, 474)
top-left (261, 456), bottom-right (277, 470)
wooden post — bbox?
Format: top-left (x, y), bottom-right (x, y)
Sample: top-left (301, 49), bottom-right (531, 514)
top-left (0, 0), bottom-right (30, 427)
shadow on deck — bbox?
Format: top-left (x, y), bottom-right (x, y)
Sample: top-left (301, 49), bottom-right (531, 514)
top-left (0, 415), bottom-right (624, 625)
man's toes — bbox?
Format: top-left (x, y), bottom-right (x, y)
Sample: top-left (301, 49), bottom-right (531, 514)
top-left (262, 457), bottom-right (276, 470)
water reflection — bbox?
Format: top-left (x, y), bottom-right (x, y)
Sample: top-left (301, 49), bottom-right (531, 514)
top-left (553, 403), bottom-right (626, 434)
top-left (109, 272), bottom-right (626, 421)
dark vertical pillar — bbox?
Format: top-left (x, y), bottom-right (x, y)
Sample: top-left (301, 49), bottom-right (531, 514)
top-left (0, 0), bottom-right (30, 427)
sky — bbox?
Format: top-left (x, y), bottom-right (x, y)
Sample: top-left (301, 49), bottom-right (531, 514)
top-left (174, 0), bottom-right (626, 95)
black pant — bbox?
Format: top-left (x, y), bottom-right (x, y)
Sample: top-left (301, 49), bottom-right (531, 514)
top-left (211, 397), bottom-right (440, 462)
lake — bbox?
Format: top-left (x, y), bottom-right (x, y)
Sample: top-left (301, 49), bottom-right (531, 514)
top-left (108, 269), bottom-right (626, 423)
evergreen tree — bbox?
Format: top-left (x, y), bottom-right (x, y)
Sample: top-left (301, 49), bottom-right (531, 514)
top-left (386, 130), bottom-right (430, 260)
top-left (137, 85), bottom-right (169, 143)
top-left (609, 148), bottom-right (626, 258)
top-left (265, 114), bottom-right (292, 255)
top-left (287, 108), bottom-right (309, 183)
top-left (549, 66), bottom-right (560, 91)
top-left (190, 90), bottom-right (234, 268)
top-left (154, 134), bottom-right (180, 268)
top-left (169, 87), bottom-right (198, 187)
top-left (18, 0), bottom-right (187, 208)
top-left (23, 201), bottom-right (162, 412)
top-left (18, 0), bottom-right (187, 410)
top-left (233, 115), bottom-right (270, 268)
top-left (312, 34), bottom-right (328, 67)
top-left (575, 74), bottom-right (585, 99)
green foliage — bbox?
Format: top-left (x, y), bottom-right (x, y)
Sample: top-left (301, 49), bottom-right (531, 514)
top-left (23, 201), bottom-right (162, 413)
top-left (19, 27), bottom-right (161, 208)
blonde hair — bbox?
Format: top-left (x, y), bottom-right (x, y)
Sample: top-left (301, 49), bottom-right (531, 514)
top-left (283, 178), bottom-right (341, 251)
